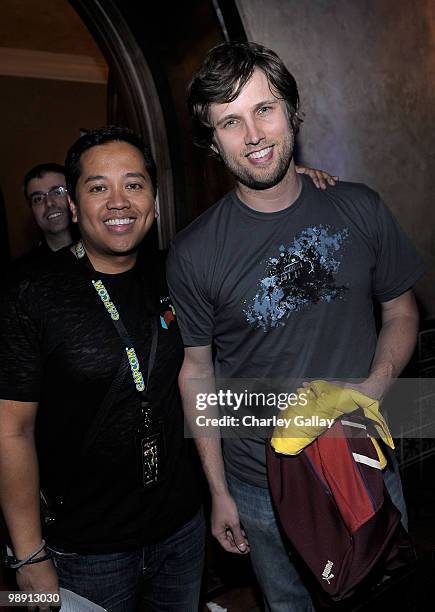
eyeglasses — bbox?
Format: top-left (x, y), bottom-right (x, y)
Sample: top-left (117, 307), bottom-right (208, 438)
top-left (29, 186), bottom-right (68, 208)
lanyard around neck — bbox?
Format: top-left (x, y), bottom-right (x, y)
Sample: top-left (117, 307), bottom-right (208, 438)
top-left (72, 240), bottom-right (158, 397)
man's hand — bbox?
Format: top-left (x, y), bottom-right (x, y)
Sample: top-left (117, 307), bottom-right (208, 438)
top-left (295, 165), bottom-right (338, 190)
top-left (303, 378), bottom-right (387, 402)
top-left (211, 492), bottom-right (250, 555)
top-left (16, 558), bottom-right (59, 610)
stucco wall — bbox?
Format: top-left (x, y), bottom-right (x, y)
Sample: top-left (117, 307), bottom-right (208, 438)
top-left (236, 0), bottom-right (435, 317)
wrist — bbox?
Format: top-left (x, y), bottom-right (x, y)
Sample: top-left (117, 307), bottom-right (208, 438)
top-left (32, 546), bottom-right (49, 560)
top-left (369, 362), bottom-right (394, 380)
top-left (360, 371), bottom-right (393, 401)
top-left (210, 487), bottom-right (230, 499)
top-left (209, 481), bottom-right (230, 497)
top-left (9, 540), bottom-right (50, 569)
top-left (16, 554), bottom-right (53, 570)
top-left (11, 532), bottom-right (44, 561)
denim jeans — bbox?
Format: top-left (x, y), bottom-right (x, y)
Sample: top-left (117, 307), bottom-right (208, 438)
top-left (227, 453), bottom-right (408, 612)
top-left (227, 473), bottom-right (315, 612)
top-left (382, 446), bottom-right (408, 529)
top-left (49, 509), bottom-right (205, 612)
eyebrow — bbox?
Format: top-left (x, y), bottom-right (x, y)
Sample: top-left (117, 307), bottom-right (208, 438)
top-left (84, 172), bottom-right (148, 184)
top-left (84, 175), bottom-right (106, 184)
top-left (215, 99), bottom-right (279, 127)
top-left (125, 172), bottom-right (148, 180)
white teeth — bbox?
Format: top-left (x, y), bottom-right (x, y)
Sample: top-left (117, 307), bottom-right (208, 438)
top-left (249, 147), bottom-right (272, 159)
top-left (104, 218), bottom-right (134, 226)
top-left (47, 212), bottom-right (63, 220)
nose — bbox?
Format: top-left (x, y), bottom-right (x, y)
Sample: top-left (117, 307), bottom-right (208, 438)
top-left (244, 117), bottom-right (265, 146)
top-left (45, 193), bottom-right (56, 207)
top-left (107, 185), bottom-right (131, 209)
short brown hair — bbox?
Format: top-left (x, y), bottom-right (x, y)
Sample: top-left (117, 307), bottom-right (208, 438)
top-left (188, 42), bottom-right (302, 151)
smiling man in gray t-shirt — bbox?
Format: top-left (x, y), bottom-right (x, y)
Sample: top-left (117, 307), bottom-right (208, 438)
top-left (167, 42), bottom-right (423, 611)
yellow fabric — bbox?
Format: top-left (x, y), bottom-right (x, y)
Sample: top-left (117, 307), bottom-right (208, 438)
top-left (271, 380), bottom-right (394, 460)
top-left (371, 437), bottom-right (388, 470)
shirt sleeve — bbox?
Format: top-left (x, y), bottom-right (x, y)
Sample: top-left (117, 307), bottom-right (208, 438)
top-left (372, 194), bottom-right (425, 302)
top-left (0, 279), bottom-right (41, 401)
top-left (166, 242), bottom-right (214, 346)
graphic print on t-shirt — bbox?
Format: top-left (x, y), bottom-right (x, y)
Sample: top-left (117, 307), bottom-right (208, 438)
top-left (244, 225), bottom-right (349, 330)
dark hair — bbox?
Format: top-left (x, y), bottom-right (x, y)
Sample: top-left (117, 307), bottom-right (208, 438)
top-left (188, 41), bottom-right (302, 151)
top-left (23, 163), bottom-right (65, 199)
top-left (64, 125), bottom-right (157, 200)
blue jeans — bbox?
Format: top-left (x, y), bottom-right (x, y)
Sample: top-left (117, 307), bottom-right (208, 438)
top-left (227, 473), bottom-right (315, 612)
top-left (49, 509), bottom-right (205, 612)
top-left (227, 452), bottom-right (408, 612)
top-left (382, 447), bottom-right (408, 529)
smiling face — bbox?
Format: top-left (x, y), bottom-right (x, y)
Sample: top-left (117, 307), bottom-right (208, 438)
top-left (27, 172), bottom-right (70, 237)
top-left (69, 140), bottom-right (156, 273)
top-left (209, 68), bottom-right (295, 191)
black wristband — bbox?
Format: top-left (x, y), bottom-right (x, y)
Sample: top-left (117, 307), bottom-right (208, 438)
top-left (8, 540), bottom-right (47, 569)
top-left (22, 552), bottom-right (52, 565)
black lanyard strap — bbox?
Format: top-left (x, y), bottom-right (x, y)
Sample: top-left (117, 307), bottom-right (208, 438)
top-left (91, 278), bottom-right (158, 397)
top-left (71, 241), bottom-right (158, 398)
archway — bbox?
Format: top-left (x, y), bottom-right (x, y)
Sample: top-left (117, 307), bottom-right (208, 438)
top-left (71, 0), bottom-right (176, 249)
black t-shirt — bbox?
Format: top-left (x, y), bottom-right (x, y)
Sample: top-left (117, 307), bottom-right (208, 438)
top-left (0, 248), bottom-right (201, 553)
top-left (6, 242), bottom-right (54, 279)
top-left (167, 177), bottom-right (425, 486)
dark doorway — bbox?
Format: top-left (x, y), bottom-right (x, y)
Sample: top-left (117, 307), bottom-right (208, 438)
top-left (71, 0), bottom-right (247, 243)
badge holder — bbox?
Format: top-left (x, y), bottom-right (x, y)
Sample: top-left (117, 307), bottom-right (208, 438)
top-left (136, 398), bottom-right (165, 488)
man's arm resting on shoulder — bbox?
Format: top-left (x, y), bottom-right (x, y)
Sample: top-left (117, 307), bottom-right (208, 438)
top-left (178, 346), bottom-right (249, 554)
top-left (0, 399), bottom-right (58, 594)
top-left (356, 289), bottom-right (419, 401)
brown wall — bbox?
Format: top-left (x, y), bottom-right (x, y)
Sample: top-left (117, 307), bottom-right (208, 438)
top-left (0, 76), bottom-right (106, 259)
top-left (0, 0), bottom-right (103, 58)
top-left (236, 0), bottom-right (435, 317)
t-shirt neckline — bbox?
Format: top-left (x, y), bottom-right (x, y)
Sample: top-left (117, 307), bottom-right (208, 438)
top-left (231, 174), bottom-right (310, 221)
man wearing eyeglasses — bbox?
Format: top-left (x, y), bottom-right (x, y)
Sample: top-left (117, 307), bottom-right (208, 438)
top-left (23, 163), bottom-right (73, 255)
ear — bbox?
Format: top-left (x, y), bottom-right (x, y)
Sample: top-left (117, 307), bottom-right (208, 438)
top-left (210, 143), bottom-right (219, 155)
top-left (68, 195), bottom-right (78, 224)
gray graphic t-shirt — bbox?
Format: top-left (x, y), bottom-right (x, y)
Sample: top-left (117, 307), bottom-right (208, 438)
top-left (167, 176), bottom-right (424, 486)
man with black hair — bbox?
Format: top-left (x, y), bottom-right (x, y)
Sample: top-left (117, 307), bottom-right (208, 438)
top-left (0, 127), bottom-right (203, 611)
top-left (167, 42), bottom-right (424, 611)
top-left (22, 163), bottom-right (73, 255)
